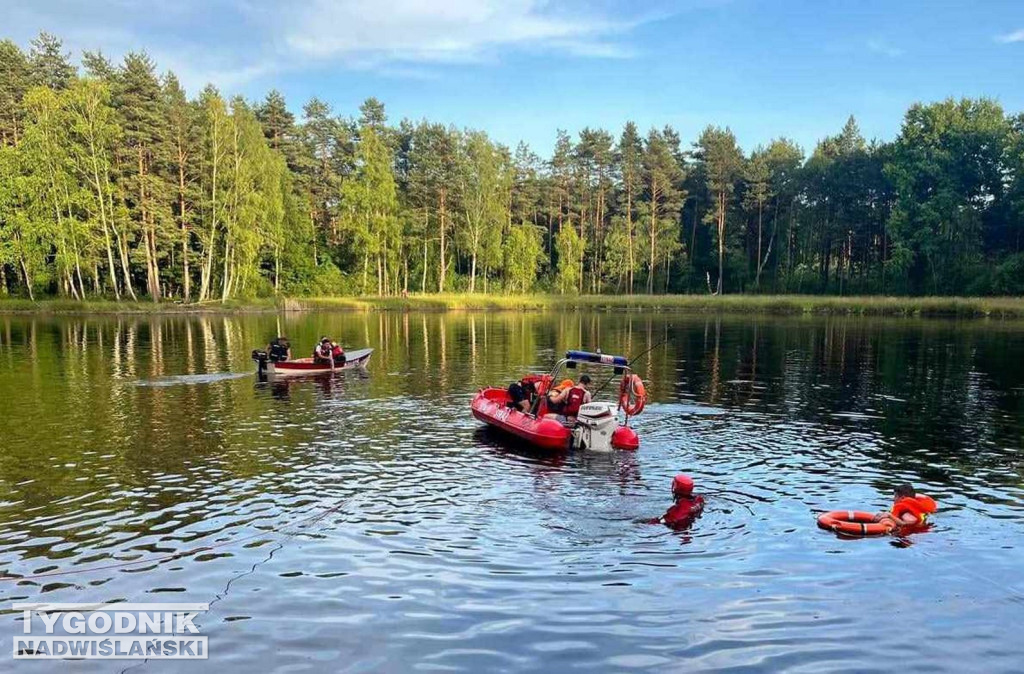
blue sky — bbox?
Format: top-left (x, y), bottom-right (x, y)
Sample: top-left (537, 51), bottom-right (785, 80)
top-left (6, 0), bottom-right (1024, 156)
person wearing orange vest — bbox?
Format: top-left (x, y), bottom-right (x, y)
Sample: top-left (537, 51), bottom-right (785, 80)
top-left (330, 341), bottom-right (346, 366)
top-left (874, 483), bottom-right (937, 529)
top-left (545, 375), bottom-right (593, 421)
top-left (545, 378), bottom-right (575, 415)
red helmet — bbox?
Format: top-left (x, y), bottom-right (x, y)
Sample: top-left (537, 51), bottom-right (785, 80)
top-left (671, 474), bottom-right (694, 496)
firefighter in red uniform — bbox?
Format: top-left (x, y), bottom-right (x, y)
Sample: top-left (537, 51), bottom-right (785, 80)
top-left (561, 374), bottom-right (592, 419)
top-left (658, 474), bottom-right (705, 529)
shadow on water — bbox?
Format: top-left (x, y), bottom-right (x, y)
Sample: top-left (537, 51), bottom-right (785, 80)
top-left (0, 311), bottom-right (1023, 672)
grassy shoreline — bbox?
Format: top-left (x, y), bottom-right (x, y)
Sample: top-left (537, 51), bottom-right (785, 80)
top-left (0, 297), bottom-right (282, 315)
top-left (3, 293), bottom-right (1024, 318)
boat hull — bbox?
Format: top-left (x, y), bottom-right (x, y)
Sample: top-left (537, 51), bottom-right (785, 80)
top-left (471, 387), bottom-right (641, 451)
top-left (471, 388), bottom-right (572, 451)
top-left (265, 348), bottom-right (373, 377)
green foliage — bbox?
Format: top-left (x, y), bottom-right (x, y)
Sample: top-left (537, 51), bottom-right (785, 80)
top-left (639, 128), bottom-right (685, 293)
top-left (554, 225), bottom-right (583, 294)
top-left (503, 224), bottom-right (543, 293)
top-left (0, 40), bottom-right (30, 146)
top-left (697, 126), bottom-right (744, 294)
top-left (2, 30), bottom-right (1024, 302)
top-left (340, 123), bottom-right (399, 295)
top-left (28, 33), bottom-right (74, 91)
top-left (458, 130), bottom-right (508, 292)
top-left (885, 99), bottom-right (1010, 293)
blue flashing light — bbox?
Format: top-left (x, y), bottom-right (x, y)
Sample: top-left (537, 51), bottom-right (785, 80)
top-left (565, 350), bottom-right (628, 367)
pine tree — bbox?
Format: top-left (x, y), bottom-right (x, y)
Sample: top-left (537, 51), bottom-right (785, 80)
top-left (763, 138), bottom-right (803, 286)
top-left (697, 126), bottom-right (744, 294)
top-left (163, 73), bottom-right (199, 301)
top-left (28, 32), bottom-right (75, 91)
top-left (256, 90), bottom-right (295, 153)
top-left (576, 128), bottom-right (614, 292)
top-left (616, 121), bottom-right (643, 292)
top-left (548, 129), bottom-right (573, 239)
top-left (744, 147), bottom-right (771, 289)
top-left (0, 40), bottom-right (30, 146)
top-left (81, 50), bottom-right (116, 81)
top-left (114, 52), bottom-right (168, 300)
top-left (641, 129), bottom-right (685, 293)
top-left (405, 122), bottom-right (459, 292)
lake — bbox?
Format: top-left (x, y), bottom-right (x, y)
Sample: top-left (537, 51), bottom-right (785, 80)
top-left (0, 310), bottom-right (1022, 672)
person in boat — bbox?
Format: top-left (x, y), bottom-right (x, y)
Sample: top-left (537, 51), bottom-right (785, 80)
top-left (331, 341), bottom-right (346, 367)
top-left (873, 483), bottom-right (937, 530)
top-left (544, 375), bottom-right (594, 422)
top-left (545, 379), bottom-right (575, 415)
top-left (266, 337), bottom-right (291, 362)
top-left (656, 474), bottom-right (705, 529)
top-left (313, 337), bottom-right (334, 366)
top-left (507, 378), bottom-right (536, 413)
top-left (567, 374), bottom-right (593, 417)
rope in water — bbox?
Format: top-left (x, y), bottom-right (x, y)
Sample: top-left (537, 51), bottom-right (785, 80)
top-left (0, 498), bottom-right (349, 583)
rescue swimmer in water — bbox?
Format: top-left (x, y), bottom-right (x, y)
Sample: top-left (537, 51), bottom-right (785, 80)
top-left (817, 482), bottom-right (937, 537)
top-left (652, 474), bottom-right (705, 530)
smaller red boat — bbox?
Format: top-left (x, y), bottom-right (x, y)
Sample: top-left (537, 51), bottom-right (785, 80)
top-left (252, 347), bottom-right (373, 377)
top-left (471, 350), bottom-right (644, 452)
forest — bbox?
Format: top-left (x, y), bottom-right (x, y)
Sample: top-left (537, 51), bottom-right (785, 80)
top-left (2, 33), bottom-right (1024, 302)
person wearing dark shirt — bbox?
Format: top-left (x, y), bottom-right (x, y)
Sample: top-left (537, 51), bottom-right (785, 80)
top-left (313, 337), bottom-right (334, 367)
top-left (507, 379), bottom-right (536, 412)
top-left (266, 337), bottom-right (291, 362)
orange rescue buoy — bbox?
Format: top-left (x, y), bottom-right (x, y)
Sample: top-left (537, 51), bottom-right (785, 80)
top-left (817, 510), bottom-right (895, 537)
top-left (618, 374), bottom-right (647, 416)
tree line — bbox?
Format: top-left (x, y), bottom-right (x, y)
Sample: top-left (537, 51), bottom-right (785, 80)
top-left (2, 33), bottom-right (1024, 302)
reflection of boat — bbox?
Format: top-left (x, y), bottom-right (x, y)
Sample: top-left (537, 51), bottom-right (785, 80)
top-left (471, 350), bottom-right (643, 452)
top-left (253, 348), bottom-right (373, 377)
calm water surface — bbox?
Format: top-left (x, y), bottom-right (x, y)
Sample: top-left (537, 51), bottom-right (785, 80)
top-left (0, 311), bottom-right (1022, 673)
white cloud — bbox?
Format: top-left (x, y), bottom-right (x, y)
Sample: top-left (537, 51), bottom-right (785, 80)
top-left (866, 39), bottom-right (904, 58)
top-left (995, 29), bottom-right (1024, 44)
top-left (278, 0), bottom-right (645, 65)
top-left (6, 0), bottom-right (659, 91)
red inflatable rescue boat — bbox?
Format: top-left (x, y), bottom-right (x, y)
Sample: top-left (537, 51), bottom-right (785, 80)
top-left (471, 350), bottom-right (644, 452)
top-left (471, 387), bottom-right (577, 450)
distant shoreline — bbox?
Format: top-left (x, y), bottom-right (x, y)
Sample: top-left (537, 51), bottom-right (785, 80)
top-left (3, 294), bottom-right (1024, 319)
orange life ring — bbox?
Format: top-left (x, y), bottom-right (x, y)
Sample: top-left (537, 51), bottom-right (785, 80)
top-left (618, 374), bottom-right (647, 416)
top-left (817, 510), bottom-right (894, 537)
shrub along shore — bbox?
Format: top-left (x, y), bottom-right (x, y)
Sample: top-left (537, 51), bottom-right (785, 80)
top-left (3, 294), bottom-right (1024, 319)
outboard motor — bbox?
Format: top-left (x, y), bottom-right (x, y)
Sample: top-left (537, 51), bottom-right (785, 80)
top-left (252, 349), bottom-right (269, 377)
top-left (571, 402), bottom-right (619, 452)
